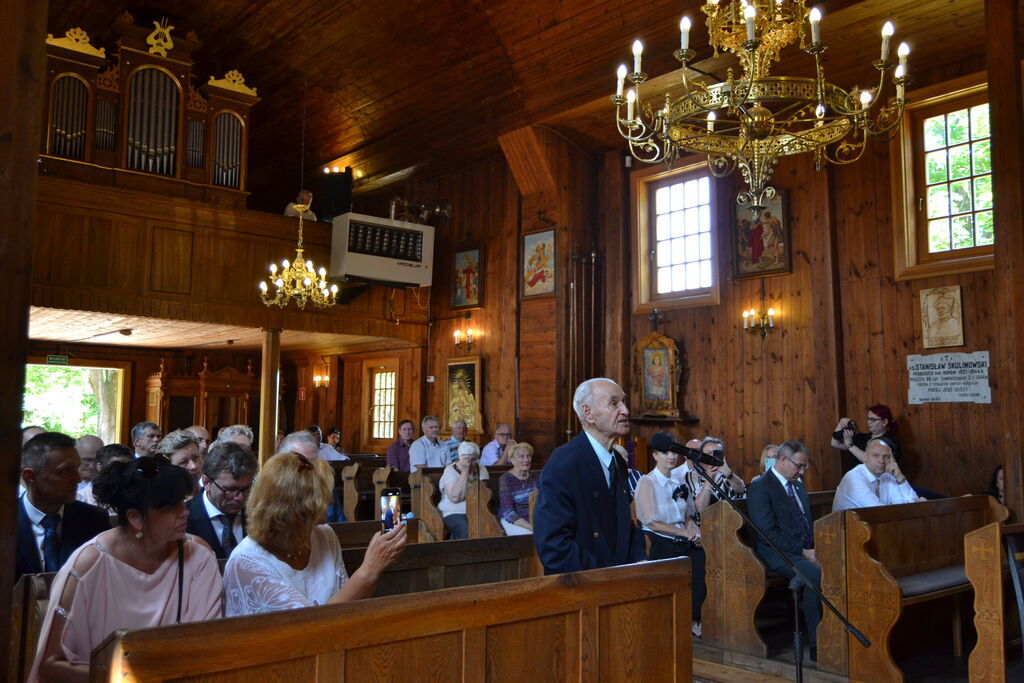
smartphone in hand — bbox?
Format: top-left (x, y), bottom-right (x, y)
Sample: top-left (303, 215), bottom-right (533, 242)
top-left (379, 488), bottom-right (402, 531)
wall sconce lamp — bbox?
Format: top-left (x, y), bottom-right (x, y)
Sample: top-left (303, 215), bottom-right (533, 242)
top-left (313, 374), bottom-right (330, 388)
top-left (454, 328), bottom-right (476, 353)
top-left (743, 280), bottom-right (778, 339)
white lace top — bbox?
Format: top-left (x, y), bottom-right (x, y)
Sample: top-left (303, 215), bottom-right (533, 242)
top-left (223, 524), bottom-right (348, 616)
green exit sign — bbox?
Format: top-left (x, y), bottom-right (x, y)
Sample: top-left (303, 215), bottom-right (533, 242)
top-left (46, 355), bottom-right (69, 366)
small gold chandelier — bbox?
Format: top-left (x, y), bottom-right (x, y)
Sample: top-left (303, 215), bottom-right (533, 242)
top-left (258, 207), bottom-right (338, 309)
top-left (613, 0), bottom-right (911, 216)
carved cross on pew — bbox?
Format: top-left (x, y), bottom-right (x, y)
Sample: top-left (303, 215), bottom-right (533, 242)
top-left (648, 308), bottom-right (664, 333)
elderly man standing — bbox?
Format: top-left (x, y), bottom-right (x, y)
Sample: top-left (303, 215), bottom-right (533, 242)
top-left (186, 441), bottom-right (258, 560)
top-left (481, 423), bottom-right (514, 467)
top-left (747, 439), bottom-right (820, 661)
top-left (833, 437), bottom-right (920, 511)
top-left (533, 378), bottom-right (645, 574)
top-left (409, 415), bottom-right (448, 472)
top-left (445, 419), bottom-right (468, 464)
top-left (75, 435), bottom-right (103, 506)
top-left (130, 421), bottom-right (161, 458)
top-left (17, 433), bottom-right (109, 579)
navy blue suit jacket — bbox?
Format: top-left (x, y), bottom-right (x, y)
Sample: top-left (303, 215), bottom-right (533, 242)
top-left (16, 497), bottom-right (110, 580)
top-left (746, 470), bottom-right (814, 570)
top-left (185, 495), bottom-right (247, 560)
top-left (533, 432), bottom-right (645, 574)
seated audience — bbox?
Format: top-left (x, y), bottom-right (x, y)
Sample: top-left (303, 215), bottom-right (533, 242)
top-left (684, 437), bottom-right (747, 517)
top-left (155, 430), bottom-right (202, 486)
top-left (186, 425), bottom-right (211, 458)
top-left (985, 464), bottom-right (1004, 505)
top-left (308, 424), bottom-right (348, 461)
top-left (278, 430), bottom-right (346, 523)
top-left (831, 403), bottom-right (902, 472)
top-left (445, 419), bottom-right (468, 463)
top-left (223, 452), bottom-right (406, 615)
top-left (409, 415), bottom-right (448, 471)
top-left (747, 440), bottom-right (820, 661)
top-left (387, 419), bottom-right (415, 471)
top-left (217, 424), bottom-right (254, 449)
top-left (832, 437), bottom-right (920, 511)
top-left (635, 432), bottom-right (707, 638)
top-left (186, 441), bottom-right (258, 560)
top-left (481, 423), bottom-right (514, 466)
top-left (29, 457), bottom-right (222, 682)
top-left (17, 433), bottom-right (109, 580)
top-left (130, 421), bottom-right (162, 458)
top-left (438, 441), bottom-right (490, 540)
top-left (74, 435), bottom-right (102, 504)
top-left (498, 443), bottom-right (540, 536)
top-left (759, 443), bottom-right (779, 474)
top-left (325, 427), bottom-right (345, 455)
top-left (79, 444), bottom-right (134, 507)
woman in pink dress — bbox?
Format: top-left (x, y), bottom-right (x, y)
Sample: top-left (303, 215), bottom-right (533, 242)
top-left (29, 457), bottom-right (222, 683)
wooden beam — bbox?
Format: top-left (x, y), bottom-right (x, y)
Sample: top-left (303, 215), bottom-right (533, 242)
top-left (0, 0), bottom-right (47, 674)
top-left (259, 328), bottom-right (282, 464)
top-left (497, 127), bottom-right (557, 196)
top-left (986, 0), bottom-right (1024, 519)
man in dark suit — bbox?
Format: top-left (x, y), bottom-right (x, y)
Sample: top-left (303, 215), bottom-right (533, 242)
top-left (17, 432), bottom-right (109, 580)
top-left (747, 439), bottom-right (821, 659)
top-left (533, 378), bottom-right (645, 574)
top-left (186, 441), bottom-right (258, 559)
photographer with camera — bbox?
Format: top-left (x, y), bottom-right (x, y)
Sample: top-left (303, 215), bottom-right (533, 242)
top-left (830, 404), bottom-right (902, 474)
top-left (683, 437), bottom-right (747, 515)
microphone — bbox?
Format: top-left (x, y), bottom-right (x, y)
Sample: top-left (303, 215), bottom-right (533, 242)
top-left (649, 432), bottom-right (725, 468)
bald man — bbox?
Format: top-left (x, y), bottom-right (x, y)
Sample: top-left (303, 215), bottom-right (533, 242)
top-left (187, 425), bottom-right (212, 458)
top-left (75, 435), bottom-right (103, 505)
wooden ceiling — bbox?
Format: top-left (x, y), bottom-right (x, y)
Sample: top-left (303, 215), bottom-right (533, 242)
top-left (49, 0), bottom-right (991, 204)
top-left (28, 307), bottom-right (397, 353)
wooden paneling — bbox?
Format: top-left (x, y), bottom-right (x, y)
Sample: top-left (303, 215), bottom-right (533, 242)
top-left (148, 225), bottom-right (193, 295)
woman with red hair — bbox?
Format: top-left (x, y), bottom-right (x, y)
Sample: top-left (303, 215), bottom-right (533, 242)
top-left (831, 404), bottom-right (902, 474)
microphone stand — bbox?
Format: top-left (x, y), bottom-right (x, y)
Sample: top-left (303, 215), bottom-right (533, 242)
top-left (687, 458), bottom-right (870, 672)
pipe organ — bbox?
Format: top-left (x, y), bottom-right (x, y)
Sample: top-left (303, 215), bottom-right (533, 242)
top-left (42, 14), bottom-right (260, 205)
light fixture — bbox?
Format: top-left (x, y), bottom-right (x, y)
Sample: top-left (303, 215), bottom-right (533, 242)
top-left (613, 2), bottom-right (911, 217)
top-left (742, 279), bottom-right (778, 338)
top-left (454, 328), bottom-right (476, 353)
top-left (313, 373), bottom-right (330, 388)
top-left (259, 80), bottom-right (338, 309)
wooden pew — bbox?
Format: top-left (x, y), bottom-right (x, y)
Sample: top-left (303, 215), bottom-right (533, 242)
top-left (336, 461), bottom-right (388, 521)
top-left (816, 495), bottom-right (1008, 681)
top-left (91, 558), bottom-right (693, 682)
top-left (965, 520), bottom-right (1024, 682)
top-left (330, 519), bottom-right (420, 548)
top-left (9, 572), bottom-right (56, 683)
top-left (701, 490), bottom-right (834, 657)
top-left (410, 467), bottom-right (446, 542)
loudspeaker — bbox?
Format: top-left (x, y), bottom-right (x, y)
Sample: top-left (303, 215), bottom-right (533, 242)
top-left (318, 167), bottom-right (353, 222)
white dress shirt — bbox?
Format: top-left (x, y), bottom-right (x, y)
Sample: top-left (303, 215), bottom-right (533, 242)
top-left (832, 463), bottom-right (918, 511)
top-left (409, 436), bottom-right (449, 471)
top-left (22, 493), bottom-right (65, 569)
top-left (769, 466), bottom-right (805, 514)
top-left (203, 490), bottom-right (243, 545)
top-left (583, 431), bottom-right (615, 487)
top-left (318, 443), bottom-right (348, 462)
top-left (635, 468), bottom-right (697, 540)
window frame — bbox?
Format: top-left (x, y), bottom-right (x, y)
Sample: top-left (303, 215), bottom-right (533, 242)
top-left (25, 356), bottom-right (131, 444)
top-left (360, 357), bottom-right (399, 451)
top-left (891, 72), bottom-right (992, 280)
top-left (631, 159), bottom-right (721, 312)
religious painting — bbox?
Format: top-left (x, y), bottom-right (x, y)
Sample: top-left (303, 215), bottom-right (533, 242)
top-left (446, 356), bottom-right (482, 433)
top-left (522, 230), bottom-right (556, 297)
top-left (452, 247), bottom-right (481, 310)
top-left (634, 331), bottom-right (682, 417)
top-left (733, 193), bottom-right (791, 279)
top-left (921, 285), bottom-right (964, 349)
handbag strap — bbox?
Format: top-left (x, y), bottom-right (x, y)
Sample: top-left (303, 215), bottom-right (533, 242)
top-left (176, 538), bottom-right (184, 624)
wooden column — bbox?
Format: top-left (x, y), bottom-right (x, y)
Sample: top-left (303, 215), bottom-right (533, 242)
top-left (258, 328), bottom-right (282, 464)
top-left (987, 0), bottom-right (1024, 519)
top-left (0, 0), bottom-right (47, 673)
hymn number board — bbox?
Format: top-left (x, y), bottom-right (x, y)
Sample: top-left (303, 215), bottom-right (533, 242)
top-left (347, 219), bottom-right (424, 263)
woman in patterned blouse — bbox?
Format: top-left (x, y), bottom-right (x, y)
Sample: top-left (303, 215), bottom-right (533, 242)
top-left (498, 443), bottom-right (540, 536)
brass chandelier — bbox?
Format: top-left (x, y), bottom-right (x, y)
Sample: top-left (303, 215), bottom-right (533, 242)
top-left (613, 0), bottom-right (911, 216)
top-left (258, 207), bottom-right (339, 309)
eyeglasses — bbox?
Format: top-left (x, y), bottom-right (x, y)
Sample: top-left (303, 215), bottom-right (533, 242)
top-left (783, 455), bottom-right (810, 471)
top-left (208, 478), bottom-right (252, 497)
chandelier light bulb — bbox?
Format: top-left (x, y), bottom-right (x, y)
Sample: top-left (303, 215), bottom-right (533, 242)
top-left (330, 284), bottom-right (339, 294)
top-left (744, 5), bottom-right (757, 42)
top-left (632, 39), bottom-right (643, 73)
top-left (809, 7), bottom-right (822, 43)
top-left (859, 90), bottom-right (873, 110)
top-left (259, 281), bottom-right (268, 292)
top-left (680, 16), bottom-right (691, 51)
top-left (615, 64), bottom-right (627, 97)
top-left (275, 278), bottom-right (284, 287)
top-left (880, 21), bottom-right (894, 61)
top-left (269, 263), bottom-right (277, 274)
top-left (626, 88), bottom-right (636, 120)
top-left (323, 167), bottom-right (330, 174)
top-left (897, 41), bottom-right (910, 70)
top-left (707, 110), bottom-right (716, 132)
top-left (318, 266), bottom-right (327, 277)
top-left (303, 277), bottom-right (311, 287)
top-left (282, 259), bottom-right (290, 269)
top-left (815, 103), bottom-right (825, 118)
top-left (332, 166), bottom-right (340, 173)
top-left (305, 260), bottom-right (313, 270)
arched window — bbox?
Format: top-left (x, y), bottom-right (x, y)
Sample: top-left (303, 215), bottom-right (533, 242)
top-left (212, 112), bottom-right (243, 188)
top-left (126, 67), bottom-right (179, 175)
top-left (49, 75), bottom-right (89, 160)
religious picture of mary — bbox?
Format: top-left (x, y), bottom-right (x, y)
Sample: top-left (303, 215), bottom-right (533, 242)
top-left (446, 357), bottom-right (482, 432)
top-left (921, 285), bottom-right (964, 349)
top-left (643, 348), bottom-right (671, 401)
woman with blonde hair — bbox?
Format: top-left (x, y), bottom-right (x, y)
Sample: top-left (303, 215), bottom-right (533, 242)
top-left (223, 451), bottom-right (406, 616)
top-left (498, 442), bottom-right (539, 536)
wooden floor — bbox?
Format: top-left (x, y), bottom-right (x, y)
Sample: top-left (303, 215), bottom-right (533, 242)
top-left (694, 659), bottom-right (793, 682)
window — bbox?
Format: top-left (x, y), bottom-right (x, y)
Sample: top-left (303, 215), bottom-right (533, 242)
top-left (361, 358), bottom-right (399, 450)
top-left (23, 358), bottom-right (129, 444)
top-left (891, 74), bottom-right (991, 280)
top-left (632, 161), bottom-right (719, 311)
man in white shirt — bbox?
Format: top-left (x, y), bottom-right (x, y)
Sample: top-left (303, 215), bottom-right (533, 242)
top-left (74, 434), bottom-right (103, 506)
top-left (480, 423), bottom-right (514, 466)
top-left (833, 437), bottom-right (920, 511)
top-left (186, 441), bottom-right (258, 560)
top-left (444, 419), bottom-right (468, 463)
top-left (308, 425), bottom-right (349, 461)
top-left (409, 415), bottom-right (448, 471)
top-left (130, 421), bottom-right (161, 458)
